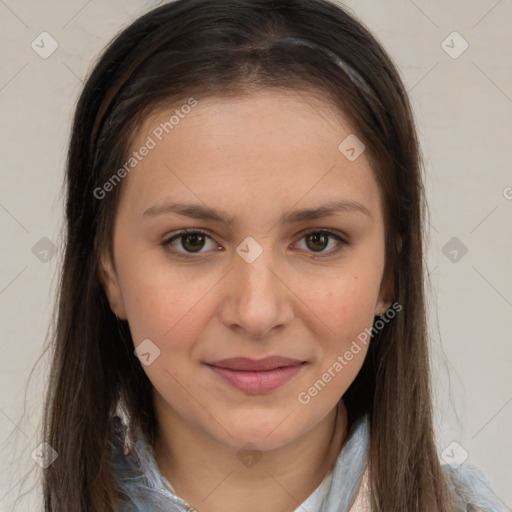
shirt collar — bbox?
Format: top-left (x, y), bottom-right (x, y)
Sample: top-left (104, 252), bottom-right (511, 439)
top-left (111, 412), bottom-right (371, 512)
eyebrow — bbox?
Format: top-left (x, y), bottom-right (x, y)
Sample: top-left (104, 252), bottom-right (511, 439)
top-left (142, 199), bottom-right (372, 226)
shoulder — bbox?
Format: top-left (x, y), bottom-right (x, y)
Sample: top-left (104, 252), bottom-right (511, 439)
top-left (441, 462), bottom-right (504, 512)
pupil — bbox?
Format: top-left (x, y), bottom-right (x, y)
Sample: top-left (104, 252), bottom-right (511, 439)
top-left (183, 234), bottom-right (205, 252)
top-left (307, 233), bottom-right (328, 252)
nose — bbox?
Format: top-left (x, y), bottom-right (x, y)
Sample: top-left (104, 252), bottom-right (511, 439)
top-left (218, 244), bottom-right (294, 340)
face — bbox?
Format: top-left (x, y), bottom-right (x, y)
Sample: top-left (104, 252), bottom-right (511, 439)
top-left (101, 89), bottom-right (392, 451)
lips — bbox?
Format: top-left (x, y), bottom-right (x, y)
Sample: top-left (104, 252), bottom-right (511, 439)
top-left (205, 356), bottom-right (307, 394)
top-left (206, 356), bottom-right (305, 371)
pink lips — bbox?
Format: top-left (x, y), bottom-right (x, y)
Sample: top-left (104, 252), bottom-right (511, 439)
top-left (205, 356), bottom-right (306, 394)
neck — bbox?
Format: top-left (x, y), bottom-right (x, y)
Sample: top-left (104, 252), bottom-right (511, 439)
top-left (153, 400), bottom-right (348, 512)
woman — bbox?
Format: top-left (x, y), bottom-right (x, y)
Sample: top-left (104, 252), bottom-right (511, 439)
top-left (41, 0), bottom-right (502, 510)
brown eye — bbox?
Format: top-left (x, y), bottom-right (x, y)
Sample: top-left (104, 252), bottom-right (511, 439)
top-left (180, 233), bottom-right (206, 253)
top-left (294, 229), bottom-right (348, 257)
top-left (305, 232), bottom-right (330, 252)
top-left (163, 229), bottom-right (219, 258)
top-left (162, 228), bottom-right (348, 261)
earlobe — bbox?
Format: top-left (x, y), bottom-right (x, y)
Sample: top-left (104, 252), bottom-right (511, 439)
top-left (98, 254), bottom-right (128, 320)
top-left (375, 268), bottom-right (394, 316)
top-left (375, 298), bottom-right (392, 317)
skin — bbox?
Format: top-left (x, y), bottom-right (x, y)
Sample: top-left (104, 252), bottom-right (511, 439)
top-left (101, 88), bottom-right (393, 512)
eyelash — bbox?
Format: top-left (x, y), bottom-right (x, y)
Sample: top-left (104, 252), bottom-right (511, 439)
top-left (161, 228), bottom-right (348, 260)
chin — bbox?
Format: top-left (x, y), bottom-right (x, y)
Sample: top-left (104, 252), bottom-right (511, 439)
top-left (213, 409), bottom-right (307, 451)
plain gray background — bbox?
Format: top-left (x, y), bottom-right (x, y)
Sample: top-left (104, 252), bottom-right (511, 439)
top-left (0, 0), bottom-right (511, 510)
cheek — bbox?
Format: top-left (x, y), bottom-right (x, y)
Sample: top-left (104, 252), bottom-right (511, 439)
top-left (118, 267), bottom-right (214, 402)
top-left (300, 268), bottom-right (381, 338)
top-left (295, 269), bottom-right (380, 391)
top-left (120, 265), bottom-right (214, 346)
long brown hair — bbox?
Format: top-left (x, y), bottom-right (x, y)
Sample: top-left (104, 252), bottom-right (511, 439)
top-left (41, 0), bottom-right (456, 510)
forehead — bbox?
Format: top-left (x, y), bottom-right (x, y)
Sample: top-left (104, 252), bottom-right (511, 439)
top-left (134, 88), bottom-right (358, 160)
top-left (117, 89), bottom-right (383, 226)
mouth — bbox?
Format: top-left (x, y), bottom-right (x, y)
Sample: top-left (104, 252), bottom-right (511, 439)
top-left (204, 357), bottom-right (307, 394)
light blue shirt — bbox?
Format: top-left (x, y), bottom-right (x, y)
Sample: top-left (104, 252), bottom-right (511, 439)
top-left (111, 414), bottom-right (504, 511)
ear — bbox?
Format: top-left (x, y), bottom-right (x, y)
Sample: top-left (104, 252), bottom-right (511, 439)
top-left (375, 266), bottom-right (394, 316)
top-left (98, 253), bottom-right (128, 320)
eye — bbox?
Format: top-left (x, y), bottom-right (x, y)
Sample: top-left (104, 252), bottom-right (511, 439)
top-left (162, 229), bottom-right (220, 259)
top-left (293, 228), bottom-right (348, 257)
top-left (162, 228), bottom-right (348, 260)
